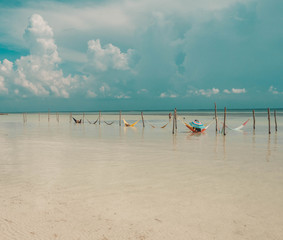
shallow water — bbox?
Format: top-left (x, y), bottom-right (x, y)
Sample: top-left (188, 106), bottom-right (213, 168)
top-left (0, 111), bottom-right (282, 240)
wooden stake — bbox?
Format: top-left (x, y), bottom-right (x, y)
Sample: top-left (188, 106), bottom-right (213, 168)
top-left (83, 112), bottom-right (85, 124)
top-left (48, 109), bottom-right (50, 122)
top-left (172, 110), bottom-right (175, 134)
top-left (214, 102), bottom-right (218, 132)
top-left (253, 110), bottom-right (255, 130)
top-left (174, 108), bottom-right (177, 130)
top-left (141, 112), bottom-right (145, 128)
top-left (223, 107), bottom-right (226, 136)
top-left (119, 111), bottom-right (121, 126)
top-left (99, 111), bottom-right (101, 125)
top-left (268, 108), bottom-right (271, 134)
top-left (274, 109), bottom-right (277, 132)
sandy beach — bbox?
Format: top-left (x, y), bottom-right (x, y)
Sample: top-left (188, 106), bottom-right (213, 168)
top-left (0, 112), bottom-right (282, 240)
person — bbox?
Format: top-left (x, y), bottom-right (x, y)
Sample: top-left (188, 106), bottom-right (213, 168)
top-left (193, 119), bottom-right (202, 132)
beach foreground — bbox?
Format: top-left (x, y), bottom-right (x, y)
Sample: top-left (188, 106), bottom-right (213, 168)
top-left (0, 112), bottom-right (283, 240)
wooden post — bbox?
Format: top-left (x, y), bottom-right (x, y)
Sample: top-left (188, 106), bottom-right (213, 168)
top-left (99, 111), bottom-right (101, 125)
top-left (48, 109), bottom-right (50, 122)
top-left (174, 108), bottom-right (177, 130)
top-left (214, 102), bottom-right (218, 132)
top-left (274, 110), bottom-right (277, 132)
top-left (268, 108), bottom-right (271, 134)
top-left (119, 111), bottom-right (121, 126)
top-left (172, 110), bottom-right (175, 134)
top-left (141, 112), bottom-right (145, 128)
top-left (83, 112), bottom-right (85, 124)
top-left (23, 113), bottom-right (25, 123)
top-left (253, 110), bottom-right (255, 130)
top-left (223, 107), bottom-right (226, 136)
top-left (69, 113), bottom-right (72, 123)
top-left (56, 112), bottom-right (59, 123)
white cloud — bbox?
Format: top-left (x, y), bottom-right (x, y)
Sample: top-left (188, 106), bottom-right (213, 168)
top-left (160, 92), bottom-right (166, 98)
top-left (159, 92), bottom-right (178, 98)
top-left (0, 59), bottom-right (13, 93)
top-left (223, 89), bottom-right (231, 94)
top-left (232, 88), bottom-right (246, 94)
top-left (87, 90), bottom-right (97, 98)
top-left (269, 86), bottom-right (281, 94)
top-left (137, 88), bottom-right (148, 94)
top-left (192, 88), bottom-right (220, 97)
top-left (0, 76), bottom-right (8, 93)
top-left (115, 94), bottom-right (131, 99)
top-left (0, 14), bottom-right (77, 97)
top-left (87, 39), bottom-right (134, 71)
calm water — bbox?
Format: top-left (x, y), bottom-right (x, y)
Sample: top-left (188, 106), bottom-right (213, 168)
top-left (0, 111), bottom-right (282, 240)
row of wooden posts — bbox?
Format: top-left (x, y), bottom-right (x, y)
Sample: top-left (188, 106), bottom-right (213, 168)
top-left (22, 106), bottom-right (278, 134)
top-left (213, 103), bottom-right (277, 135)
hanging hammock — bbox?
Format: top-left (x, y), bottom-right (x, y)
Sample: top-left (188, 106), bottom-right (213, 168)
top-left (101, 116), bottom-right (114, 125)
top-left (86, 117), bottom-right (99, 124)
top-left (123, 119), bottom-right (140, 127)
top-left (223, 119), bottom-right (250, 131)
top-left (147, 120), bottom-right (171, 128)
top-left (181, 118), bottom-right (214, 133)
top-left (72, 117), bottom-right (82, 124)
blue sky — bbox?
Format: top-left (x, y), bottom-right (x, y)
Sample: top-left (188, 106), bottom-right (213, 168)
top-left (0, 0), bottom-right (282, 112)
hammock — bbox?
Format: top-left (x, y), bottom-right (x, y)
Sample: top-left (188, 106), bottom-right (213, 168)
top-left (101, 116), bottom-right (114, 125)
top-left (181, 118), bottom-right (214, 133)
top-left (123, 119), bottom-right (140, 127)
top-left (147, 120), bottom-right (170, 128)
top-left (87, 118), bottom-right (99, 124)
top-left (224, 119), bottom-right (250, 131)
top-left (104, 120), bottom-right (114, 125)
top-left (72, 117), bottom-right (82, 124)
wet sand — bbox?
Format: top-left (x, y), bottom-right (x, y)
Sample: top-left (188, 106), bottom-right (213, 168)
top-left (0, 112), bottom-right (283, 239)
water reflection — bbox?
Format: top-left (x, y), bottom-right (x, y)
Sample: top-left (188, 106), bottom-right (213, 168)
top-left (223, 135), bottom-right (226, 161)
top-left (266, 135), bottom-right (271, 162)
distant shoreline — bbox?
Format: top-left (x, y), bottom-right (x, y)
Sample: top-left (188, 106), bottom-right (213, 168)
top-left (1, 108), bottom-right (282, 114)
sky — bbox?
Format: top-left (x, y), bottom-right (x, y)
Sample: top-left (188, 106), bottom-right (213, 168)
top-left (0, 0), bottom-right (282, 112)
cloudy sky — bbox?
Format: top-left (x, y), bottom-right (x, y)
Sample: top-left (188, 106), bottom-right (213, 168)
top-left (0, 0), bottom-right (282, 112)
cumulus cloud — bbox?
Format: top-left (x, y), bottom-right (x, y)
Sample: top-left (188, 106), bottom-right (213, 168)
top-left (188, 88), bottom-right (219, 97)
top-left (137, 88), bottom-right (148, 94)
top-left (0, 14), bottom-right (77, 97)
top-left (87, 90), bottom-right (97, 98)
top-left (159, 92), bottom-right (178, 98)
top-left (87, 39), bottom-right (134, 71)
top-left (269, 86), bottom-right (281, 94)
top-left (0, 59), bottom-right (13, 93)
top-left (232, 88), bottom-right (246, 94)
top-left (115, 93), bottom-right (131, 99)
top-left (223, 89), bottom-right (231, 94)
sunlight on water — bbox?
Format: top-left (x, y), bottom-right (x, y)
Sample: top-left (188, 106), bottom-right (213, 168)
top-left (0, 111), bottom-right (282, 240)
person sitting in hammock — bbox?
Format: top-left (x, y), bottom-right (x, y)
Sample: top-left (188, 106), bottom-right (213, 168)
top-left (192, 120), bottom-right (203, 132)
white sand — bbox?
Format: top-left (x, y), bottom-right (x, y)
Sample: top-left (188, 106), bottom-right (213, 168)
top-left (0, 113), bottom-right (283, 239)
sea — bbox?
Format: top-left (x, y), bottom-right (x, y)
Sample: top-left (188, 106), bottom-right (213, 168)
top-left (0, 109), bottom-right (282, 240)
